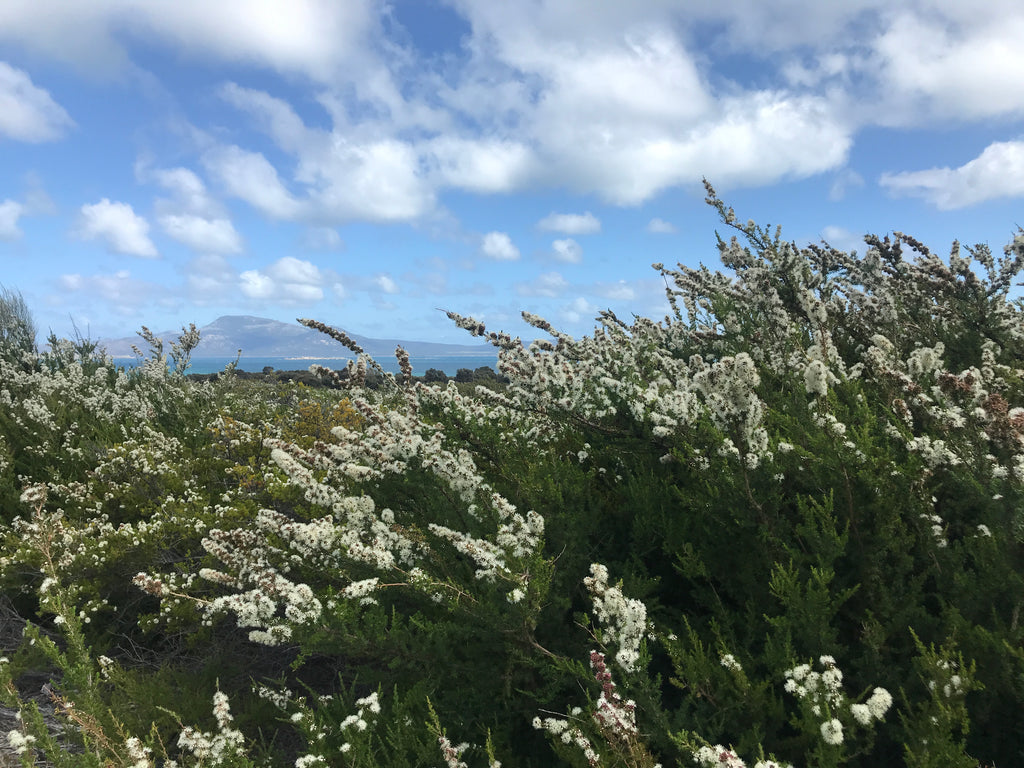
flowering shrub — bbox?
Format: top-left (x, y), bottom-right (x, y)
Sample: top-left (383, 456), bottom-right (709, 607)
top-left (1, 183), bottom-right (1023, 767)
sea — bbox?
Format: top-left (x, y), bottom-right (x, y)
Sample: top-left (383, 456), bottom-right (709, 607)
top-left (111, 354), bottom-right (502, 377)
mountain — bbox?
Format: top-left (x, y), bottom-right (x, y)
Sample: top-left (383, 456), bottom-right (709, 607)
top-left (101, 315), bottom-right (492, 359)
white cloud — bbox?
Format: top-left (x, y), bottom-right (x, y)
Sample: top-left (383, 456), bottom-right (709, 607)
top-left (140, 164), bottom-right (243, 255)
top-left (0, 200), bottom-right (25, 239)
top-left (879, 140), bottom-right (1024, 209)
top-left (140, 5), bottom-right (862, 216)
top-left (76, 199), bottom-right (158, 258)
top-left (159, 214), bottom-right (242, 254)
top-left (57, 269), bottom-right (155, 313)
top-left (538, 211), bottom-right (601, 234)
top-left (184, 254), bottom-right (236, 301)
top-left (219, 83), bottom-right (310, 153)
top-left (566, 91), bottom-right (850, 204)
top-left (0, 1), bottom-right (375, 81)
top-left (818, 225), bottom-right (863, 255)
top-left (375, 274), bottom-right (399, 294)
top-left (872, 10), bottom-right (1024, 122)
top-left (599, 280), bottom-right (636, 301)
top-left (240, 256), bottom-right (324, 303)
top-left (442, 7), bottom-right (852, 201)
top-left (517, 271), bottom-right (568, 297)
top-left (303, 227), bottom-right (343, 250)
top-left (10, 1), bottom-right (1024, 228)
top-left (551, 238), bottom-right (582, 263)
top-left (646, 217), bottom-right (676, 234)
top-left (203, 145), bottom-right (301, 219)
top-left (269, 256), bottom-right (321, 284)
top-left (481, 231), bottom-right (520, 261)
top-left (425, 137), bottom-right (533, 193)
top-left (563, 296), bottom-right (595, 323)
top-left (220, 84), bottom-right (435, 222)
top-left (150, 166), bottom-right (220, 215)
top-left (0, 62), bottom-right (73, 142)
top-left (829, 168), bottom-right (864, 201)
top-left (238, 271), bottom-right (274, 299)
top-left (302, 137), bottom-right (433, 222)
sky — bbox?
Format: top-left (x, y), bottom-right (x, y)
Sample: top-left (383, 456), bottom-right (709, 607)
top-left (2, 1), bottom-right (1024, 348)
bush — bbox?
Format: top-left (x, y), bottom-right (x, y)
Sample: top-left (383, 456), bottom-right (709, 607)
top-left (1, 185), bottom-right (1023, 767)
top-left (0, 284), bottom-right (37, 365)
top-left (423, 367), bottom-right (447, 383)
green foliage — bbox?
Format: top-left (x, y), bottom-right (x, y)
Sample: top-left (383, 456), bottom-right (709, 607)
top-left (0, 284), bottom-right (36, 365)
top-left (2, 192), bottom-right (1024, 766)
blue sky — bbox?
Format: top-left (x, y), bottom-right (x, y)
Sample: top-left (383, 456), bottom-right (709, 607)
top-left (2, 1), bottom-right (1023, 347)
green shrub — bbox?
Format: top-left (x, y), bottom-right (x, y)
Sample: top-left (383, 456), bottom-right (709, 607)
top-left (2, 185), bottom-right (1023, 767)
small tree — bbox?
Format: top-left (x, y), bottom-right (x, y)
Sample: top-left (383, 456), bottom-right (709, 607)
top-left (0, 285), bottom-right (37, 363)
top-left (473, 365), bottom-right (498, 381)
top-left (455, 367), bottom-right (474, 383)
top-left (423, 367), bottom-right (447, 383)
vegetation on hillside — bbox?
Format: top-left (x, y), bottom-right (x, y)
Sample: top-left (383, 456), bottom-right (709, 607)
top-left (1, 183), bottom-right (1022, 767)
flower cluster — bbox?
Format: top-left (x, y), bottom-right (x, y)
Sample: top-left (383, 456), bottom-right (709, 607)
top-left (172, 691), bottom-right (246, 767)
top-left (784, 655), bottom-right (891, 746)
top-left (693, 745), bottom-right (792, 768)
top-left (584, 563), bottom-right (649, 672)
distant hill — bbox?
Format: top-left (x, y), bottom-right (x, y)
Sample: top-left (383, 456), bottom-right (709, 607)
top-left (101, 315), bottom-right (492, 358)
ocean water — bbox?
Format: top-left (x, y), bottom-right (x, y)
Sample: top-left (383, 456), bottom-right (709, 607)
top-left (112, 354), bottom-right (501, 377)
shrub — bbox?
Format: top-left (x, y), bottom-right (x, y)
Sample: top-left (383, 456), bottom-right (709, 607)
top-left (1, 184), bottom-right (1022, 767)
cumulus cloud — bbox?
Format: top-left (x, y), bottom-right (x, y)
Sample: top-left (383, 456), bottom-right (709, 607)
top-left (551, 238), bottom-right (583, 263)
top-left (374, 274), bottom-right (399, 294)
top-left (240, 256), bottom-right (325, 303)
top-left (8, 1), bottom-right (1024, 226)
top-left (0, 200), bottom-right (25, 240)
top-left (57, 269), bottom-right (156, 313)
top-left (599, 280), bottom-right (636, 301)
top-left (538, 211), bottom-right (601, 234)
top-left (149, 166), bottom-right (220, 215)
top-left (303, 137), bottom-right (433, 222)
top-left (0, 62), bottom-right (73, 142)
top-left (517, 271), bottom-right (568, 297)
top-left (75, 199), bottom-right (158, 258)
top-left (426, 137), bottom-right (533, 193)
top-left (563, 296), bottom-right (595, 323)
top-left (158, 214), bottom-right (242, 254)
top-left (203, 145), bottom-right (301, 220)
top-left (646, 217), bottom-right (676, 234)
top-left (218, 83), bottom-right (436, 222)
top-left (879, 140), bottom-right (1024, 209)
top-left (95, 3), bottom-right (867, 217)
top-left (185, 254), bottom-right (236, 301)
top-left (140, 163), bottom-right (243, 255)
top-left (872, 10), bottom-right (1024, 122)
top-left (481, 231), bottom-right (520, 261)
top-left (440, 7), bottom-right (852, 201)
top-left (0, 1), bottom-right (375, 81)
top-left (818, 225), bottom-right (863, 255)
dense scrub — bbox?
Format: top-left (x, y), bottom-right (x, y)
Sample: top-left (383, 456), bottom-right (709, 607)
top-left (1, 184), bottom-right (1023, 767)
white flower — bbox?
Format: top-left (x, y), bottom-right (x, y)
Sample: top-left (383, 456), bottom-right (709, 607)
top-left (19, 484), bottom-right (46, 506)
top-left (720, 654), bottom-right (742, 672)
top-left (850, 703), bottom-right (872, 725)
top-left (820, 718), bottom-right (843, 745)
top-left (804, 359), bottom-right (829, 397)
top-left (7, 730), bottom-right (37, 755)
top-left (866, 687), bottom-right (892, 720)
